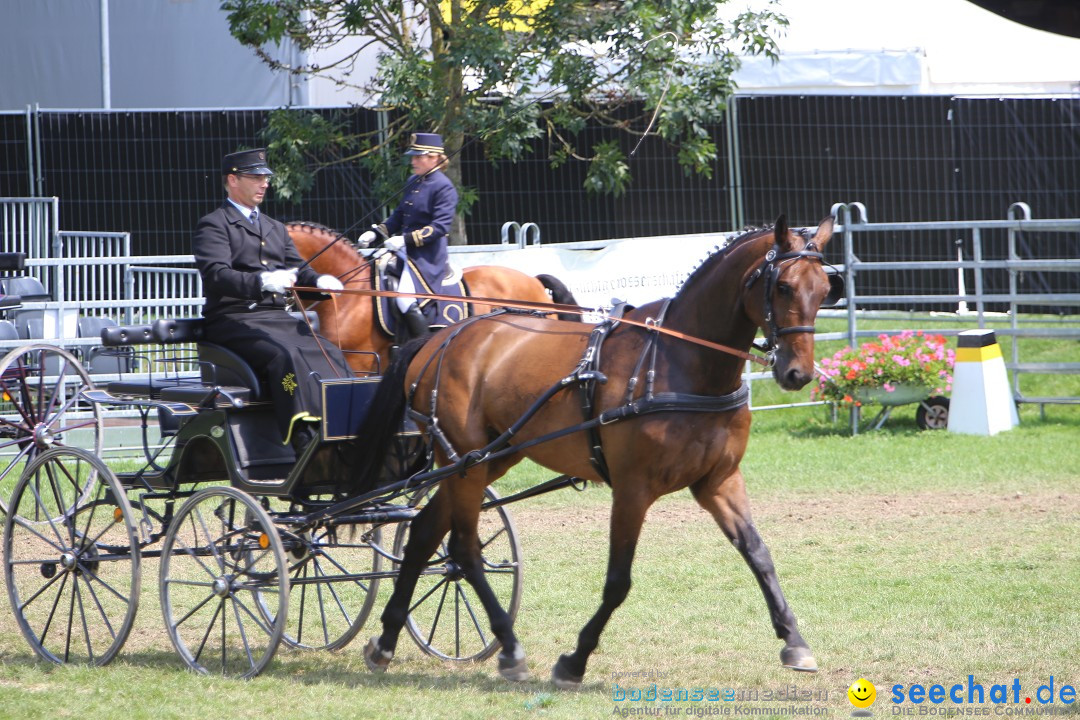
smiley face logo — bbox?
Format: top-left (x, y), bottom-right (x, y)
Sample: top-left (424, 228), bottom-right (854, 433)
top-left (848, 678), bottom-right (876, 711)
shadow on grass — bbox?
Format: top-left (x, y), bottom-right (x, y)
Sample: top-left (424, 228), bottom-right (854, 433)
top-left (13, 645), bottom-right (613, 696)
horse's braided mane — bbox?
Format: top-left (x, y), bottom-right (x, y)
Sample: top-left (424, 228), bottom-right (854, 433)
top-left (675, 224), bottom-right (772, 297)
top-left (285, 220), bottom-right (341, 237)
top-left (675, 223), bottom-right (818, 298)
top-left (286, 220), bottom-right (368, 261)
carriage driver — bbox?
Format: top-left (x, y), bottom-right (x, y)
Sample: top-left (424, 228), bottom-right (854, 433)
top-left (359, 132), bottom-right (459, 345)
top-left (193, 148), bottom-right (351, 453)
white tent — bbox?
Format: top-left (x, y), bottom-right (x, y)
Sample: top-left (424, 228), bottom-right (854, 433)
top-left (2, 0), bottom-right (1079, 111)
top-left (734, 0), bottom-right (1080, 95)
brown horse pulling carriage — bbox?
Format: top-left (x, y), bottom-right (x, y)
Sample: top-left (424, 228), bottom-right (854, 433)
top-left (0, 215), bottom-right (840, 685)
top-left (347, 214), bottom-right (840, 686)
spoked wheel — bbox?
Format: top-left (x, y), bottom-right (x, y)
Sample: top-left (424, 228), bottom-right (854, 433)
top-left (0, 345), bottom-right (103, 520)
top-left (392, 486), bottom-right (523, 662)
top-left (159, 486), bottom-right (288, 679)
top-left (261, 523), bottom-right (384, 651)
top-left (3, 447), bottom-right (141, 666)
top-left (916, 395), bottom-right (950, 430)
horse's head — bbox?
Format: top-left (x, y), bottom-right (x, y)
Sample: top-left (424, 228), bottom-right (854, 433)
top-left (742, 215), bottom-right (840, 391)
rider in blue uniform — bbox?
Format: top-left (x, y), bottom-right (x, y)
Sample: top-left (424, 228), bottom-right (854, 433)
top-left (360, 132), bottom-right (458, 343)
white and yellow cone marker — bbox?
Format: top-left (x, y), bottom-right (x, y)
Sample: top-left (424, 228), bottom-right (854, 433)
top-left (947, 329), bottom-right (1019, 436)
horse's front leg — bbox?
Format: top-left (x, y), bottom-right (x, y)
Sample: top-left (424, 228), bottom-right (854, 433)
top-left (691, 469), bottom-right (817, 672)
top-left (551, 491), bottom-right (650, 690)
top-left (364, 489), bottom-right (451, 673)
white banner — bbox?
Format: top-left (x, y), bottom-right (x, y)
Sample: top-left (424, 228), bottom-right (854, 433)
top-left (449, 233), bottom-right (735, 313)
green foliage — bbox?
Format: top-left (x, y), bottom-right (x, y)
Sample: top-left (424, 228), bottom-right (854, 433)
top-left (583, 140), bottom-right (630, 196)
top-left (260, 110), bottom-right (352, 203)
top-left (221, 0), bottom-right (788, 210)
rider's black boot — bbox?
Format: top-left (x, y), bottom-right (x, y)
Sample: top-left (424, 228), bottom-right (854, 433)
top-left (401, 303), bottom-right (430, 343)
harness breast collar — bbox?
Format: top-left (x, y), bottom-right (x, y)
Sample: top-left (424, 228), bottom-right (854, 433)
top-left (578, 300), bottom-right (749, 485)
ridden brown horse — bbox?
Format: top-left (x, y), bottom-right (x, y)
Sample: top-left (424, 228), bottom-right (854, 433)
top-left (286, 222), bottom-right (579, 374)
top-left (352, 215), bottom-right (839, 687)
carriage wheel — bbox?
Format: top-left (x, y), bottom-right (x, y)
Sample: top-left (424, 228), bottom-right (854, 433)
top-left (916, 396), bottom-right (950, 430)
top-left (0, 345), bottom-right (103, 520)
top-left (256, 523), bottom-right (384, 651)
top-left (392, 486), bottom-right (523, 662)
top-left (159, 486), bottom-right (288, 679)
top-left (3, 447), bottom-right (141, 666)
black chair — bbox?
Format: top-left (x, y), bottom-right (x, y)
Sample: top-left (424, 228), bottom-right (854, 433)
top-left (0, 319), bottom-right (18, 341)
top-left (1, 276), bottom-right (49, 301)
top-left (16, 316), bottom-right (45, 340)
top-left (3, 276), bottom-right (49, 339)
top-left (78, 315), bottom-right (132, 374)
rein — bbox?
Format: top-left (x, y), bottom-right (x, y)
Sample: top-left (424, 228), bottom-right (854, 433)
top-left (292, 282), bottom-right (772, 368)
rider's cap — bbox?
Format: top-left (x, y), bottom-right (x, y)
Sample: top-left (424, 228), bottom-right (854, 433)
top-left (404, 133), bottom-right (444, 156)
top-left (222, 148), bottom-right (274, 176)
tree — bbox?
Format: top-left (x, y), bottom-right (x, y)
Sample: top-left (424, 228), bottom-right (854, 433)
top-left (222, 0), bottom-right (787, 244)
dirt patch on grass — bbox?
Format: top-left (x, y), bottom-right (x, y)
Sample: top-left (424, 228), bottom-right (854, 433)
top-left (510, 488), bottom-right (1080, 534)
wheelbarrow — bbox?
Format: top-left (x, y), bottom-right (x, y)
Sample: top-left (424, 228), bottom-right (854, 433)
top-left (853, 384), bottom-right (950, 432)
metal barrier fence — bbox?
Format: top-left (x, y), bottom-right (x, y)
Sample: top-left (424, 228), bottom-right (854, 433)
top-left (1, 197), bottom-right (57, 293)
top-left (830, 201), bottom-right (1080, 431)
top-left (1, 202), bottom-right (1076, 452)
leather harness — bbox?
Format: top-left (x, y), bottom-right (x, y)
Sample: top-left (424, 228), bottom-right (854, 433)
top-left (404, 239), bottom-right (833, 486)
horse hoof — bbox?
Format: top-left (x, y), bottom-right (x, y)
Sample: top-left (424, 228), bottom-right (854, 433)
top-left (780, 645), bottom-right (818, 673)
top-left (498, 651), bottom-right (530, 682)
top-left (551, 655), bottom-right (584, 690)
top-left (364, 637), bottom-right (393, 674)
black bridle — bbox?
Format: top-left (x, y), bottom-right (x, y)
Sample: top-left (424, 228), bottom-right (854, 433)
top-left (744, 241), bottom-right (844, 357)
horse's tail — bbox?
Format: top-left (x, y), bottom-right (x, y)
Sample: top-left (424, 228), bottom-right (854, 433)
top-left (536, 274), bottom-right (581, 322)
top-left (351, 337), bottom-right (430, 493)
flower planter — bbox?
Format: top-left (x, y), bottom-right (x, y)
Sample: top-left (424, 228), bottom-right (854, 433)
top-left (853, 383), bottom-right (931, 407)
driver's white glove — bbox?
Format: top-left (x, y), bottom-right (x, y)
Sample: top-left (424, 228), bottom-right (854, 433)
top-left (260, 268), bottom-right (297, 295)
top-left (383, 235), bottom-right (405, 252)
top-left (358, 230), bottom-right (378, 247)
top-left (316, 274), bottom-right (344, 292)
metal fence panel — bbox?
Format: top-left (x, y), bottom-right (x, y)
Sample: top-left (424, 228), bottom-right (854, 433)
top-left (0, 98), bottom-right (1078, 309)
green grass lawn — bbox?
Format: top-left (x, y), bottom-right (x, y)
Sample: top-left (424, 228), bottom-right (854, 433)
top-left (1, 400), bottom-right (1077, 720)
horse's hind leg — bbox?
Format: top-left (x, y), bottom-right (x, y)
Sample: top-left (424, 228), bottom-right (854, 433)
top-left (364, 488), bottom-right (452, 672)
top-left (444, 471), bottom-right (529, 681)
top-left (551, 491), bottom-right (651, 690)
top-left (691, 469), bottom-right (817, 672)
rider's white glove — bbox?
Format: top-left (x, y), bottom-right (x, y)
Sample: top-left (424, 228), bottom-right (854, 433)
top-left (260, 268), bottom-right (297, 295)
top-left (383, 235), bottom-right (405, 252)
top-left (316, 274), bottom-right (344, 292)
top-left (358, 230), bottom-right (378, 247)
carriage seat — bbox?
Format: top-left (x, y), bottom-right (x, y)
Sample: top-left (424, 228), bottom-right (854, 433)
top-left (0, 254), bottom-right (29, 312)
top-left (99, 318), bottom-right (255, 405)
top-left (149, 318), bottom-right (262, 404)
top-left (0, 252), bottom-right (27, 272)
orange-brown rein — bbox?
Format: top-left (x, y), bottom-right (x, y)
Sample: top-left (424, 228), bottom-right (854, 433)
top-left (292, 284), bottom-right (770, 368)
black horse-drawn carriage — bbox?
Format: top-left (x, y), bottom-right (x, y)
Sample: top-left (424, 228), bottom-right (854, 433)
top-left (2, 216), bottom-right (840, 686)
top-left (0, 251), bottom-right (528, 678)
